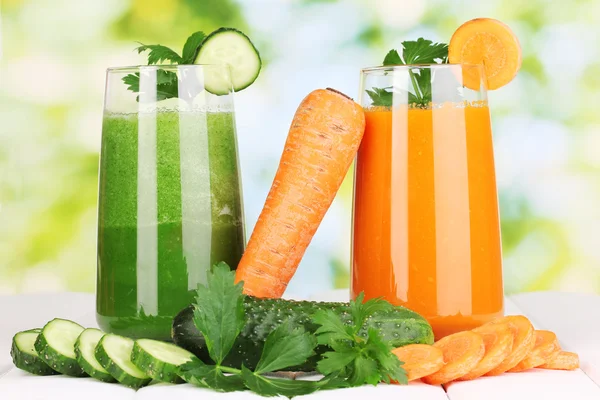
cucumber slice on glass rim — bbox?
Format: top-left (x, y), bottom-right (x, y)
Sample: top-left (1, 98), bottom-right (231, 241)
top-left (195, 27), bottom-right (262, 95)
top-left (131, 338), bottom-right (196, 383)
top-left (95, 334), bottom-right (151, 389)
top-left (34, 319), bottom-right (87, 377)
top-left (74, 328), bottom-right (115, 383)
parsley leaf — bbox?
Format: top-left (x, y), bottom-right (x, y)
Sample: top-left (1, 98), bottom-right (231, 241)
top-left (402, 38), bottom-right (448, 64)
top-left (124, 31), bottom-right (205, 100)
top-left (181, 31), bottom-right (206, 64)
top-left (315, 341), bottom-right (357, 375)
top-left (365, 87), bottom-right (393, 108)
top-left (313, 309), bottom-right (354, 345)
top-left (382, 49), bottom-right (401, 66)
top-left (365, 329), bottom-right (407, 384)
top-left (369, 38), bottom-right (449, 107)
top-left (241, 366), bottom-right (322, 397)
top-left (350, 293), bottom-right (393, 331)
top-left (254, 321), bottom-right (317, 374)
top-left (193, 261), bottom-right (245, 364)
top-left (178, 360), bottom-right (246, 392)
top-left (122, 69), bottom-right (179, 102)
top-left (238, 320), bottom-right (320, 397)
top-left (135, 43), bottom-right (183, 65)
top-left (350, 355), bottom-right (380, 386)
top-left (122, 73), bottom-right (140, 93)
top-left (313, 294), bottom-right (408, 387)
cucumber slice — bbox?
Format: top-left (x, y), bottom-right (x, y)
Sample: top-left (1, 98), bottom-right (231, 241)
top-left (11, 329), bottom-right (58, 376)
top-left (131, 339), bottom-right (196, 383)
top-left (95, 334), bottom-right (151, 389)
top-left (74, 328), bottom-right (115, 383)
top-left (195, 27), bottom-right (261, 95)
top-left (34, 319), bottom-right (87, 377)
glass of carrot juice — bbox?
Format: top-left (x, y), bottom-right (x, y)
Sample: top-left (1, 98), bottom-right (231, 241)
top-left (352, 64), bottom-right (503, 339)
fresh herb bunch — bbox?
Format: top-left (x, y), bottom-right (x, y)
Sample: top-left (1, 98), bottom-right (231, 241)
top-left (314, 292), bottom-right (407, 386)
top-left (367, 38), bottom-right (448, 107)
top-left (176, 263), bottom-right (407, 398)
top-left (123, 31), bottom-right (206, 101)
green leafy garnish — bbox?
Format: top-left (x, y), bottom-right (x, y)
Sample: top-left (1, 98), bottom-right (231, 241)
top-left (314, 293), bottom-right (408, 386)
top-left (239, 322), bottom-right (320, 397)
top-left (178, 360), bottom-right (246, 392)
top-left (178, 264), bottom-right (321, 397)
top-left (369, 38), bottom-right (449, 107)
top-left (365, 87), bottom-right (394, 108)
top-left (388, 38), bottom-right (448, 65)
top-left (123, 31), bottom-right (206, 101)
top-left (134, 44), bottom-right (183, 65)
top-left (241, 366), bottom-right (322, 397)
top-left (177, 262), bottom-right (247, 392)
top-left (192, 262), bottom-right (245, 364)
top-left (177, 264), bottom-right (407, 398)
top-left (253, 321), bottom-right (317, 374)
top-left (181, 31), bottom-right (206, 64)
top-left (123, 70), bottom-right (179, 102)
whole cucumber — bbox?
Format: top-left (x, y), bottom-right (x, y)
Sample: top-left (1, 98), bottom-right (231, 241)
top-left (172, 297), bottom-right (434, 371)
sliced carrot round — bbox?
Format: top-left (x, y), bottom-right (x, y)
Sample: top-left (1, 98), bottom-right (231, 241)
top-left (509, 330), bottom-right (560, 372)
top-left (421, 331), bottom-right (484, 385)
top-left (449, 18), bottom-right (522, 90)
top-left (484, 315), bottom-right (535, 376)
top-left (392, 344), bottom-right (445, 381)
top-left (539, 351), bottom-right (580, 371)
top-left (457, 322), bottom-right (513, 381)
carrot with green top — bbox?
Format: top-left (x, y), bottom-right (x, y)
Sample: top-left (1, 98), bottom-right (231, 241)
top-left (235, 88), bottom-right (366, 298)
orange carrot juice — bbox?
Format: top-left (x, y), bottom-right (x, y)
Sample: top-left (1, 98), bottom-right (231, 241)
top-left (352, 103), bottom-right (503, 339)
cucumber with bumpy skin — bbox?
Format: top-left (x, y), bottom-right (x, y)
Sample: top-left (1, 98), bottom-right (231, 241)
top-left (131, 339), bottom-right (196, 383)
top-left (11, 329), bottom-right (58, 376)
top-left (34, 319), bottom-right (87, 376)
top-left (172, 297), bottom-right (434, 372)
top-left (74, 328), bottom-right (115, 382)
top-left (95, 334), bottom-right (151, 389)
top-left (195, 27), bottom-right (261, 95)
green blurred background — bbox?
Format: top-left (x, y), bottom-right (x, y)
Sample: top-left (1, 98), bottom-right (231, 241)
top-left (1, 0), bottom-right (599, 296)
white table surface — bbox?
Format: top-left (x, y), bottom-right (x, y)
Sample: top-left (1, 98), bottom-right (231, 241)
top-left (1, 291), bottom-right (600, 399)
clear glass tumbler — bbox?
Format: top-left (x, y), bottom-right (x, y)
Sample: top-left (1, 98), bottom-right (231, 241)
top-left (352, 64), bottom-right (503, 339)
top-left (96, 65), bottom-right (245, 340)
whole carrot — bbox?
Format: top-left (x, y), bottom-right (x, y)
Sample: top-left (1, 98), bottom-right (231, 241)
top-left (235, 88), bottom-right (365, 298)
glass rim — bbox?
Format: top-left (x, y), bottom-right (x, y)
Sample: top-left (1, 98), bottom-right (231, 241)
top-left (361, 63), bottom-right (484, 73)
top-left (106, 64), bottom-right (231, 73)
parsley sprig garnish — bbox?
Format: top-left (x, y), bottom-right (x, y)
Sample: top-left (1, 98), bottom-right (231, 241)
top-left (123, 31), bottom-right (206, 101)
top-left (367, 38), bottom-right (449, 107)
top-left (314, 293), bottom-right (407, 386)
top-left (176, 263), bottom-right (407, 398)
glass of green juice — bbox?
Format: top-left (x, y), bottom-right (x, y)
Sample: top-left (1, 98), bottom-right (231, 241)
top-left (97, 65), bottom-right (245, 340)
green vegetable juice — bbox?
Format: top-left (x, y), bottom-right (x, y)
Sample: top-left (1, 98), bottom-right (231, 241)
top-left (96, 110), bottom-right (245, 340)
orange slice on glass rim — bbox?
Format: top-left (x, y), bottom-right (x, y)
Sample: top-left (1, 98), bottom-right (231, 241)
top-left (449, 18), bottom-right (522, 90)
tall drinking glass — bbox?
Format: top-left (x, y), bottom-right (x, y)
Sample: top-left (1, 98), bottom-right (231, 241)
top-left (97, 65), bottom-right (245, 340)
top-left (352, 64), bottom-right (503, 339)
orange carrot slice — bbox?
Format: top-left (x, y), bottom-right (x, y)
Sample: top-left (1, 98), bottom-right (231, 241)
top-left (485, 315), bottom-right (535, 376)
top-left (509, 330), bottom-right (560, 372)
top-left (421, 331), bottom-right (485, 385)
top-left (392, 344), bottom-right (445, 381)
top-left (457, 322), bottom-right (513, 380)
top-left (234, 88), bottom-right (365, 298)
top-left (449, 18), bottom-right (522, 90)
top-left (539, 351), bottom-right (580, 371)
